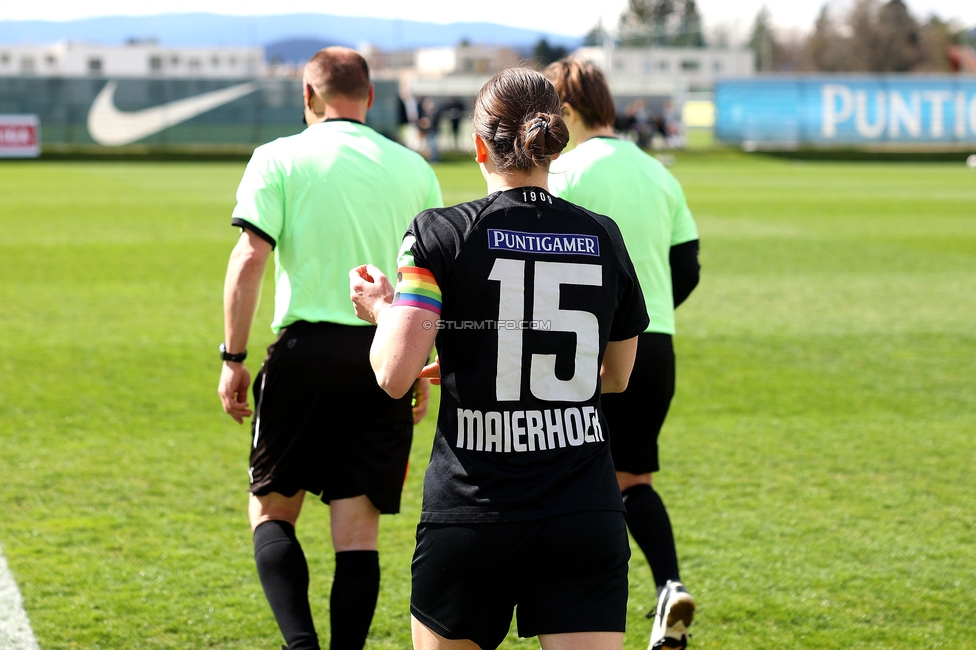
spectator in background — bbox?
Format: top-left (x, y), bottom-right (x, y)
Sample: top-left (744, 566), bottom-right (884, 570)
top-left (418, 97), bottom-right (441, 162)
top-left (661, 100), bottom-right (684, 149)
top-left (441, 97), bottom-right (465, 151)
top-left (626, 99), bottom-right (652, 148)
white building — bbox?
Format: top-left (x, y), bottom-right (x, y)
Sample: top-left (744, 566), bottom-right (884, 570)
top-left (414, 45), bottom-right (522, 77)
top-left (0, 41), bottom-right (265, 78)
top-left (409, 44), bottom-right (523, 99)
top-left (575, 45), bottom-right (755, 96)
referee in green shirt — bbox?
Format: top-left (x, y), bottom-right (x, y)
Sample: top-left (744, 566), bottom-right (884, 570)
top-left (218, 47), bottom-right (443, 650)
top-left (546, 59), bottom-right (700, 650)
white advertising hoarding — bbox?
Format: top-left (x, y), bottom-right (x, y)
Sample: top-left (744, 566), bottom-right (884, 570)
top-left (0, 114), bottom-right (40, 157)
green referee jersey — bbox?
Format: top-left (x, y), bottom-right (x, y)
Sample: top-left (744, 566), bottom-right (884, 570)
top-left (549, 137), bottom-right (698, 335)
top-left (232, 119), bottom-right (443, 332)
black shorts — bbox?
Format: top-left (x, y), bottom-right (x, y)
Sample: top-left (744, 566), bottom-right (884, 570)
top-left (410, 511), bottom-right (630, 650)
top-left (248, 321), bottom-right (413, 514)
top-left (601, 332), bottom-right (675, 475)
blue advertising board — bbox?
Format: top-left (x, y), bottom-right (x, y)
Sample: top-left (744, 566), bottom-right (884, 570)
top-left (715, 76), bottom-right (976, 147)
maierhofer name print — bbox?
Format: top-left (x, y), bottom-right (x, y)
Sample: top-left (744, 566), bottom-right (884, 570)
top-left (455, 406), bottom-right (605, 453)
top-left (487, 229), bottom-right (601, 257)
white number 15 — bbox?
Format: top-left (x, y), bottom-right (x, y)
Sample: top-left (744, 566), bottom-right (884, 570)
top-left (488, 258), bottom-right (601, 402)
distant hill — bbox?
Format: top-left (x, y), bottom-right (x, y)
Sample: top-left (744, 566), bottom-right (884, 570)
top-left (266, 38), bottom-right (352, 65)
top-left (0, 13), bottom-right (584, 52)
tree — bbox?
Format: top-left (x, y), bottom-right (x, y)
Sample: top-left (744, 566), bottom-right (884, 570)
top-left (806, 4), bottom-right (849, 71)
top-left (915, 15), bottom-right (953, 71)
top-left (748, 6), bottom-right (776, 71)
top-left (583, 20), bottom-right (609, 47)
top-left (674, 0), bottom-right (705, 47)
top-left (847, 0), bottom-right (881, 70)
top-left (532, 38), bottom-right (569, 68)
top-left (618, 0), bottom-right (705, 47)
top-left (845, 0), bottom-right (922, 72)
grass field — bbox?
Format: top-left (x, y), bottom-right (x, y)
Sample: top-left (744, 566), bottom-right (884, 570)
top-left (1, 153), bottom-right (974, 649)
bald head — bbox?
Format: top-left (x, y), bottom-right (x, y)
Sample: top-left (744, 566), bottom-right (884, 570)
top-left (304, 47), bottom-right (371, 101)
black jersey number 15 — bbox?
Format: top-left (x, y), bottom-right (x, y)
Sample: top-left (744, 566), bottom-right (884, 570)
top-left (488, 258), bottom-right (601, 403)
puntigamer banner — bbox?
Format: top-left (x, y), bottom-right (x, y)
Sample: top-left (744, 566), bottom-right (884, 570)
top-left (715, 76), bottom-right (976, 147)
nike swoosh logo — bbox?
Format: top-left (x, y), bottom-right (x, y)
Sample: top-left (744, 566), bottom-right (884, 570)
top-left (87, 80), bottom-right (261, 146)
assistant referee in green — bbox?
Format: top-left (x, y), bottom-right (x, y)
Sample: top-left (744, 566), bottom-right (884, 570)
top-left (217, 47), bottom-right (443, 650)
top-left (546, 59), bottom-right (700, 650)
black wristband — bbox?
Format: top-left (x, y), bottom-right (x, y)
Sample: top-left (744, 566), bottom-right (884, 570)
top-left (219, 343), bottom-right (247, 363)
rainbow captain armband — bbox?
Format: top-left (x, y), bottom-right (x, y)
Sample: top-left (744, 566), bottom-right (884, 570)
top-left (392, 266), bottom-right (442, 315)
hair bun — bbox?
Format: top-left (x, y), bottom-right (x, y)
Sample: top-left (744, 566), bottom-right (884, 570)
top-left (473, 67), bottom-right (570, 173)
top-left (519, 111), bottom-right (569, 164)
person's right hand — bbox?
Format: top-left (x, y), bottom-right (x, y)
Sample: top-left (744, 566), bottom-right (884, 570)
top-left (419, 356), bottom-right (441, 386)
top-left (218, 362), bottom-right (252, 424)
top-left (349, 264), bottom-right (395, 325)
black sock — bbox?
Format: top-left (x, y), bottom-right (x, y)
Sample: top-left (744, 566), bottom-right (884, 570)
top-left (622, 484), bottom-right (680, 588)
top-left (253, 520), bottom-right (320, 650)
top-left (329, 550), bottom-right (380, 650)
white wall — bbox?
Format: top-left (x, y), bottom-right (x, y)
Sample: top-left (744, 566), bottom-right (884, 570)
top-left (0, 43), bottom-right (265, 78)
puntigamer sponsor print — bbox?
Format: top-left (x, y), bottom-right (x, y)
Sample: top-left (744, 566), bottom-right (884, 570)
top-left (488, 229), bottom-right (601, 256)
top-left (716, 76), bottom-right (976, 147)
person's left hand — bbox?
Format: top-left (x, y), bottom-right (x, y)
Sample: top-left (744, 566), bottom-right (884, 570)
top-left (411, 377), bottom-right (430, 424)
top-left (349, 264), bottom-right (394, 325)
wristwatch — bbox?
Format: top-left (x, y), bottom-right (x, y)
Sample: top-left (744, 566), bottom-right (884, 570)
top-left (219, 343), bottom-right (247, 363)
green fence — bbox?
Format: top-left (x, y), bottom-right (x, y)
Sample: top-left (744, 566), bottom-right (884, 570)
top-left (0, 76), bottom-right (401, 152)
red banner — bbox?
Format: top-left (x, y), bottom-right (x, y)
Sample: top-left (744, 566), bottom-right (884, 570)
top-left (0, 115), bottom-right (40, 157)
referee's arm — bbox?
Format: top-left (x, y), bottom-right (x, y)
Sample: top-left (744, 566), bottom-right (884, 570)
top-left (670, 239), bottom-right (700, 308)
top-left (218, 229), bottom-right (273, 423)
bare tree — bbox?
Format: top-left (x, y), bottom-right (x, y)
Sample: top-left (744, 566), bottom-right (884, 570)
top-left (875, 0), bottom-right (922, 71)
top-left (619, 0), bottom-right (706, 47)
top-left (806, 4), bottom-right (849, 71)
top-left (847, 0), bottom-right (882, 71)
top-left (915, 15), bottom-right (954, 71)
top-left (748, 6), bottom-right (776, 71)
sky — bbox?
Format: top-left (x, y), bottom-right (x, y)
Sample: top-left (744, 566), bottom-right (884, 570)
top-left (2, 0), bottom-right (975, 39)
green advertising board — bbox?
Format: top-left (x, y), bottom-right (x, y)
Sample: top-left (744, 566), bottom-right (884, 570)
top-left (0, 76), bottom-right (402, 152)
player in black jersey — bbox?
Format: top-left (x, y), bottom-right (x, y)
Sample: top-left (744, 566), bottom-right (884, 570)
top-left (350, 68), bottom-right (649, 650)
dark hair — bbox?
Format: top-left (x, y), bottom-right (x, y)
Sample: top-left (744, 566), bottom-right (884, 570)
top-left (473, 67), bottom-right (569, 174)
top-left (305, 47), bottom-right (370, 100)
top-left (543, 58), bottom-right (616, 129)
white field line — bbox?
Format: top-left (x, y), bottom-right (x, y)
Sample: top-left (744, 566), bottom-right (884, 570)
top-left (0, 546), bottom-right (39, 650)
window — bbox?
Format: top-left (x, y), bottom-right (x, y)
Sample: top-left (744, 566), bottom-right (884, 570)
top-left (0, 52), bottom-right (9, 65)
top-left (211, 55), bottom-right (220, 67)
top-left (188, 58), bottom-right (201, 71)
top-left (170, 55), bottom-right (180, 66)
top-left (149, 56), bottom-right (163, 72)
top-left (713, 61), bottom-right (723, 72)
top-left (680, 60), bottom-right (700, 71)
top-left (659, 61), bottom-right (670, 70)
top-left (45, 54), bottom-right (56, 66)
top-left (88, 58), bottom-right (102, 75)
top-left (21, 57), bottom-right (36, 74)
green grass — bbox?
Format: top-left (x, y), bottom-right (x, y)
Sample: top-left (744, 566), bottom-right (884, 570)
top-left (1, 154), bottom-right (974, 648)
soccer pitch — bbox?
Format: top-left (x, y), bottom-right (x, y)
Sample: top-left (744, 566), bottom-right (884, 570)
top-left (0, 154), bottom-right (974, 649)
